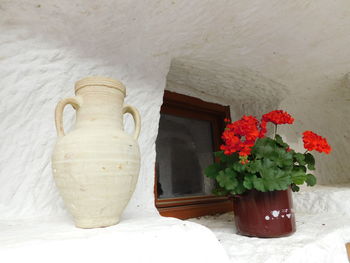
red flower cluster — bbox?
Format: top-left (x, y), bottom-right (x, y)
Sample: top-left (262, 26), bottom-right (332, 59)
top-left (302, 131), bottom-right (331, 154)
top-left (259, 121), bottom-right (268, 138)
top-left (221, 110), bottom-right (298, 159)
top-left (262, 110), bottom-right (294, 125)
top-left (220, 115), bottom-right (260, 157)
top-left (259, 110), bottom-right (294, 137)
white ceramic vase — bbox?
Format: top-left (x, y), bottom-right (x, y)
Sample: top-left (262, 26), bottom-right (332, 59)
top-left (52, 76), bottom-right (141, 228)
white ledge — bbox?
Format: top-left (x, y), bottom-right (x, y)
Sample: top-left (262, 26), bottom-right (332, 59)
top-left (190, 185), bottom-right (350, 263)
top-left (190, 212), bottom-right (350, 263)
top-left (0, 215), bottom-right (230, 263)
top-left (1, 185), bottom-right (349, 263)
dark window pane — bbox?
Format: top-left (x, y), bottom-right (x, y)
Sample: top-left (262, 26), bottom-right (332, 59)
top-left (156, 113), bottom-right (215, 199)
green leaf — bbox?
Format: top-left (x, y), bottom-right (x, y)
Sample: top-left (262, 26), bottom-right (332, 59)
top-left (253, 177), bottom-right (267, 192)
top-left (253, 138), bottom-right (293, 168)
top-left (275, 134), bottom-right (289, 148)
top-left (212, 187), bottom-right (229, 196)
top-left (293, 165), bottom-right (307, 173)
top-left (243, 175), bottom-right (256, 190)
top-left (307, 164), bottom-right (315, 171)
top-left (204, 163), bottom-right (221, 178)
top-left (252, 138), bottom-right (275, 159)
top-left (306, 173), bottom-right (317, 186)
top-left (216, 169), bottom-right (238, 190)
top-left (246, 160), bottom-right (262, 174)
top-left (214, 151), bottom-right (239, 165)
top-left (291, 170), bottom-right (307, 185)
top-left (291, 183), bottom-right (300, 192)
top-left (232, 162), bottom-right (246, 173)
top-left (261, 158), bottom-right (276, 169)
top-left (258, 165), bottom-right (292, 191)
top-left (232, 181), bottom-right (246, 195)
top-left (275, 147), bottom-right (294, 167)
top-left (305, 153), bottom-right (316, 171)
top-left (294, 153), bottom-right (306, 165)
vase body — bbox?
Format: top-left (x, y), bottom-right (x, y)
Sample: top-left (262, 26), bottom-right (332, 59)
top-left (233, 189), bottom-right (296, 237)
top-left (52, 77), bottom-right (141, 228)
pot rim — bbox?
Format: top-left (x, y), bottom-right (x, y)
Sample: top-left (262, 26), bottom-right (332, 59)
top-left (75, 76), bottom-right (126, 96)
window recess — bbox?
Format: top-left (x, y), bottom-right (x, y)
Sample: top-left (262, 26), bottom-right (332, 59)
top-left (155, 91), bottom-right (233, 219)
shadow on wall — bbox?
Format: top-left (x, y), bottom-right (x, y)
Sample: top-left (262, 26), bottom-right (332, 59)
top-left (166, 57), bottom-right (289, 118)
top-left (279, 77), bottom-right (350, 185)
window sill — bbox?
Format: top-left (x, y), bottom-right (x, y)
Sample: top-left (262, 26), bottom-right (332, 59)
top-left (157, 199), bottom-right (233, 219)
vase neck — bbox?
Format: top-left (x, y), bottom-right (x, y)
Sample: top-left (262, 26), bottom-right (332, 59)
top-left (75, 86), bottom-right (125, 130)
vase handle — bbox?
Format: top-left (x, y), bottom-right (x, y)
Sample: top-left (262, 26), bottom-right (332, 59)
top-left (122, 105), bottom-right (141, 140)
top-left (55, 96), bottom-right (82, 137)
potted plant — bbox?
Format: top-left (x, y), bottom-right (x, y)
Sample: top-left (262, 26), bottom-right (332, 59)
top-left (205, 110), bottom-right (331, 237)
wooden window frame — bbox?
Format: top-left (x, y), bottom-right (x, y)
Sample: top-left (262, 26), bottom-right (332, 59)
top-left (154, 90), bottom-right (233, 219)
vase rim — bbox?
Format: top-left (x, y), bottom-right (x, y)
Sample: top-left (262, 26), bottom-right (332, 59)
top-left (75, 76), bottom-right (126, 95)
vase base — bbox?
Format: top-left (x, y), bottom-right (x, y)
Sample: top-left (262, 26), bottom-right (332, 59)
top-left (74, 217), bottom-right (120, 229)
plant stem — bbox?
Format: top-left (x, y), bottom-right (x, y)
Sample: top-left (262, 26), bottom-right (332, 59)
top-left (274, 124), bottom-right (277, 139)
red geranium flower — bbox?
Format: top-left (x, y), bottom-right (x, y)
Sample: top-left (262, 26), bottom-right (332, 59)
top-left (302, 131), bottom-right (331, 154)
top-left (221, 115), bottom-right (260, 158)
top-left (262, 110), bottom-right (294, 125)
top-left (259, 120), bottom-right (267, 138)
top-left (259, 110), bottom-right (294, 137)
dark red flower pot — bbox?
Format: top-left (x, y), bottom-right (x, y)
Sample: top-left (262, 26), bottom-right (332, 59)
top-left (233, 189), bottom-right (296, 238)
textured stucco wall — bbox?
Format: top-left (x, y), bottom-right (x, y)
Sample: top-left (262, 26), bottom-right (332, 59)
top-left (0, 44), bottom-right (166, 219)
top-left (1, 0), bottom-right (349, 220)
top-left (0, 1), bottom-right (172, 219)
top-left (279, 85), bottom-right (350, 184)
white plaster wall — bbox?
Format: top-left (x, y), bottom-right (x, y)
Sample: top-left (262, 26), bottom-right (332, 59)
top-left (0, 44), bottom-right (166, 219)
top-left (1, 0), bottom-right (350, 220)
top-left (279, 85), bottom-right (350, 184)
top-left (167, 58), bottom-right (289, 122)
top-left (0, 1), bottom-right (173, 219)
